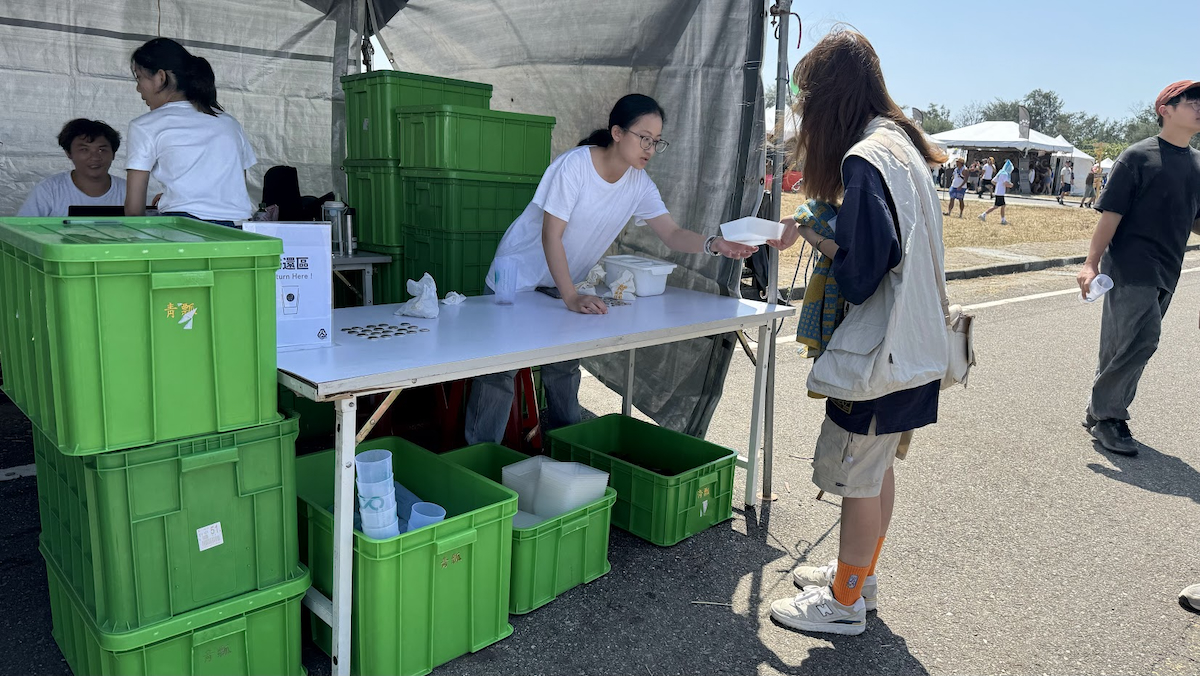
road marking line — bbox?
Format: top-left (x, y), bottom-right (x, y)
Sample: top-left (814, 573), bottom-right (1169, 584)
top-left (0, 463), bottom-right (36, 481)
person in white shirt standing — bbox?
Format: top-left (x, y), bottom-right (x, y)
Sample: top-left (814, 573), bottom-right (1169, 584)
top-left (979, 167), bottom-right (1013, 224)
top-left (17, 119), bottom-right (127, 217)
top-left (976, 156), bottom-right (996, 198)
top-left (943, 157), bottom-right (968, 218)
top-left (124, 38), bottom-right (256, 227)
top-left (463, 94), bottom-right (759, 445)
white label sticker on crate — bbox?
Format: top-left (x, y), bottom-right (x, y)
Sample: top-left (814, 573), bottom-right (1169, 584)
top-left (197, 522), bottom-right (224, 551)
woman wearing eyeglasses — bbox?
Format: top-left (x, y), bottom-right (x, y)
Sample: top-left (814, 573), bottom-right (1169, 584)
top-left (464, 93), bottom-right (757, 446)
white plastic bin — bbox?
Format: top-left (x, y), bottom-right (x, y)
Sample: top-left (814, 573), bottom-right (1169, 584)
top-left (602, 255), bottom-right (677, 296)
top-left (533, 461), bottom-right (609, 518)
top-left (502, 455), bottom-right (552, 512)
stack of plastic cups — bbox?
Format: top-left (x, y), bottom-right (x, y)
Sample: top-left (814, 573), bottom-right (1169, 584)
top-left (355, 450), bottom-right (399, 538)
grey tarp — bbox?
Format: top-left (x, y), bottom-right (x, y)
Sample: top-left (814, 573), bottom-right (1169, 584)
top-left (0, 0), bottom-right (767, 436)
top-left (377, 1), bottom-right (767, 435)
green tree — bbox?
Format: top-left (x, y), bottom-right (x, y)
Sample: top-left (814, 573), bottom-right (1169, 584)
top-left (918, 103), bottom-right (955, 134)
top-left (981, 98), bottom-right (1021, 122)
top-left (954, 101), bottom-right (986, 128)
top-left (1022, 89), bottom-right (1065, 134)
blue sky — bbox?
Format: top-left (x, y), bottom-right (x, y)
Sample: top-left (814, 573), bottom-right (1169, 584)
top-left (762, 1), bottom-right (1200, 123)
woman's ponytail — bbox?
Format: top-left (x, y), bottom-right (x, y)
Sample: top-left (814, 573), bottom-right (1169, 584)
top-left (577, 128), bottom-right (614, 147)
top-left (131, 38), bottom-right (224, 117)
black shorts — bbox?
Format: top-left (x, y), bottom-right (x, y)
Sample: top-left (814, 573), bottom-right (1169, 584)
top-left (994, 195), bottom-right (1006, 207)
top-left (1059, 183), bottom-right (1071, 194)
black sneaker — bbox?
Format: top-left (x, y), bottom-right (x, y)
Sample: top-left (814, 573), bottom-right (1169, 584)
top-left (1081, 412), bottom-right (1098, 431)
top-left (1090, 418), bottom-right (1139, 456)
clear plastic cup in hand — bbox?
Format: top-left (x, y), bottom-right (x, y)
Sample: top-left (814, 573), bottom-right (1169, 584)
top-left (1084, 274), bottom-right (1113, 303)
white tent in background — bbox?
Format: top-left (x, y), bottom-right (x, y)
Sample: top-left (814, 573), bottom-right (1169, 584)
top-left (765, 106), bottom-right (799, 143)
top-left (931, 121), bottom-right (1074, 153)
top-left (1100, 158), bottom-right (1115, 173)
top-left (1052, 136), bottom-right (1096, 196)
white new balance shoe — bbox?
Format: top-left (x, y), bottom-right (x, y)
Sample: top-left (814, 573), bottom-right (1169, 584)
top-left (770, 585), bottom-right (866, 636)
top-left (792, 559), bottom-right (877, 611)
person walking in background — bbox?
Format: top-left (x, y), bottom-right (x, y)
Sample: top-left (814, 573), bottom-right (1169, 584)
top-left (944, 157), bottom-right (968, 218)
top-left (1057, 160), bottom-right (1074, 204)
top-left (1080, 162), bottom-right (1100, 208)
top-left (976, 157), bottom-right (995, 198)
top-left (1077, 80), bottom-right (1200, 456)
top-left (979, 160), bottom-right (1014, 224)
top-left (765, 28), bottom-right (948, 636)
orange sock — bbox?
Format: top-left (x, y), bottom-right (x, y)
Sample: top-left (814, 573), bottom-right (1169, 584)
top-left (831, 559), bottom-right (872, 606)
top-left (867, 536), bottom-right (886, 577)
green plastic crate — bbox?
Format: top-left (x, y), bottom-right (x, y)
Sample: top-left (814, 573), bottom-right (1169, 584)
top-left (344, 161), bottom-right (405, 249)
top-left (296, 437), bottom-right (517, 676)
top-left (397, 104), bottom-right (554, 176)
top-left (0, 217), bottom-right (281, 456)
top-left (548, 414), bottom-right (736, 547)
top-left (404, 228), bottom-right (504, 297)
top-left (33, 415), bottom-right (302, 633)
top-left (441, 444), bottom-right (616, 614)
top-left (401, 169), bottom-right (538, 234)
top-left (43, 543), bottom-right (308, 676)
top-left (342, 70), bottom-right (493, 160)
top-left (344, 163), bottom-right (537, 250)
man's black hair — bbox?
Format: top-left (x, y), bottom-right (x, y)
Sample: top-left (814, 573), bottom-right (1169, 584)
top-left (57, 119), bottom-right (121, 154)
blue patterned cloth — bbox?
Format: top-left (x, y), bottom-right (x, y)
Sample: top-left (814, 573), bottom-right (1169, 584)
top-left (794, 200), bottom-right (842, 365)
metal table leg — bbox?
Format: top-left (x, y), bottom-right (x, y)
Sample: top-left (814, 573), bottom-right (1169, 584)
top-left (622, 349), bottom-right (635, 416)
top-left (745, 324), bottom-right (770, 507)
top-left (331, 397), bottom-right (357, 676)
top-left (363, 264), bottom-right (374, 306)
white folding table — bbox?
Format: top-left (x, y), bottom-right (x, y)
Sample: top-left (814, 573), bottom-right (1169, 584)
top-left (276, 288), bottom-right (793, 676)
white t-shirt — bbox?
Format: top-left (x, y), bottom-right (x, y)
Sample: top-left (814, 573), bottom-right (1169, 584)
top-left (487, 146), bottom-right (669, 292)
top-left (16, 171), bottom-right (127, 217)
top-left (981, 164), bottom-right (995, 180)
top-left (126, 101), bottom-right (257, 222)
top-left (950, 166), bottom-right (966, 188)
top-left (994, 174), bottom-right (1009, 196)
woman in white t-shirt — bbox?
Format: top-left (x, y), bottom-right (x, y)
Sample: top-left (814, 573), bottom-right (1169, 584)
top-left (465, 94), bottom-right (758, 445)
top-left (123, 38), bottom-right (256, 226)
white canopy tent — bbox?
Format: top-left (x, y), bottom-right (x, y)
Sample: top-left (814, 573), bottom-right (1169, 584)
top-left (1052, 135), bottom-right (1096, 196)
top-left (931, 121), bottom-right (1074, 153)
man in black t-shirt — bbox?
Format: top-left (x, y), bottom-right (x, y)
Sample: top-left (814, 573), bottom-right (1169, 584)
top-left (1078, 80), bottom-right (1200, 456)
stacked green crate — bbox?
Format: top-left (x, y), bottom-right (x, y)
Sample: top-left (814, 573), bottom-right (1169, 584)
top-left (0, 216), bottom-right (305, 672)
top-left (339, 71), bottom-right (554, 301)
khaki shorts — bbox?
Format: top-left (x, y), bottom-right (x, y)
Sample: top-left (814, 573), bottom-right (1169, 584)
top-left (811, 416), bottom-right (902, 498)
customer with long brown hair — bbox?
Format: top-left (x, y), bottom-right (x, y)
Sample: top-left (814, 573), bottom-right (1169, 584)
top-left (766, 28), bottom-right (950, 635)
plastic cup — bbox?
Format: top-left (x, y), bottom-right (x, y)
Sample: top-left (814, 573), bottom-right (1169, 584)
top-left (359, 505), bottom-right (398, 529)
top-left (363, 519), bottom-right (400, 540)
top-left (357, 475), bottom-right (394, 497)
top-left (354, 449), bottom-right (393, 483)
top-left (1084, 274), bottom-right (1113, 303)
top-left (494, 257), bottom-right (518, 305)
top-left (357, 488), bottom-right (396, 513)
top-left (406, 502), bottom-right (447, 531)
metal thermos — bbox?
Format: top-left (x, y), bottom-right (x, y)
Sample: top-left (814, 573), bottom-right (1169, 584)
top-left (322, 198), bottom-right (349, 257)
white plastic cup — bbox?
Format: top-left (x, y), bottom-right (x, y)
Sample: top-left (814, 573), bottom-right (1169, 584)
top-left (406, 502), bottom-right (447, 531)
top-left (354, 449), bottom-right (393, 483)
top-left (494, 257), bottom-right (518, 305)
top-left (359, 505), bottom-right (398, 529)
top-left (1084, 274), bottom-right (1113, 303)
top-left (363, 519), bottom-right (400, 540)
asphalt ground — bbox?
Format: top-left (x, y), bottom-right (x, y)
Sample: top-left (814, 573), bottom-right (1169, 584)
top-left (2, 256), bottom-right (1198, 675)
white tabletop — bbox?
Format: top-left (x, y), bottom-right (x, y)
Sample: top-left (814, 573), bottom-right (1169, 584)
top-left (277, 287), bottom-right (793, 400)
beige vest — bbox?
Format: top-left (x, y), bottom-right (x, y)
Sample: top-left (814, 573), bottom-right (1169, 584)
top-left (807, 117), bottom-right (949, 401)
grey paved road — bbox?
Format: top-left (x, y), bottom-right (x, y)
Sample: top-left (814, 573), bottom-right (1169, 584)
top-left (2, 262), bottom-right (1197, 675)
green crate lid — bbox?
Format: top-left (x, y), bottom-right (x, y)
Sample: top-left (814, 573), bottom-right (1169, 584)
top-left (340, 70), bottom-right (493, 92)
top-left (0, 216), bottom-right (283, 262)
top-left (395, 104), bottom-right (557, 126)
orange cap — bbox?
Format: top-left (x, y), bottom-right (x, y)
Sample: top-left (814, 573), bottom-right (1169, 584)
top-left (1155, 80), bottom-right (1200, 110)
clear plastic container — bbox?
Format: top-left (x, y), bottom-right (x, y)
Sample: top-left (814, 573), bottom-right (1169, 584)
top-left (406, 502), bottom-right (447, 531)
top-left (533, 461), bottom-right (609, 518)
top-left (602, 255), bottom-right (677, 296)
top-left (502, 455), bottom-right (553, 512)
top-left (355, 449), bottom-right (393, 483)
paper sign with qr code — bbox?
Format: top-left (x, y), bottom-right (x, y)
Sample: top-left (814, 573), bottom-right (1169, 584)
top-left (197, 522), bottom-right (224, 552)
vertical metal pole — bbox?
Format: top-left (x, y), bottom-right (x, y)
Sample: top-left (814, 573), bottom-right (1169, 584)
top-left (332, 397), bottom-right (357, 676)
top-left (363, 264), bottom-right (374, 306)
top-left (622, 349), bottom-right (635, 417)
top-left (745, 324), bottom-right (770, 508)
top-left (762, 0), bottom-right (792, 501)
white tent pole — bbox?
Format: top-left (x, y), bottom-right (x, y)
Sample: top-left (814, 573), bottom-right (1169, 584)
top-left (761, 0), bottom-right (791, 503)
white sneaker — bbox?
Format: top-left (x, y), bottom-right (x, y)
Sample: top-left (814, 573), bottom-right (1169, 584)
top-left (1000, 218), bottom-right (1009, 225)
top-left (770, 585), bottom-right (866, 635)
top-left (792, 559), bottom-right (877, 611)
top-left (978, 213), bottom-right (987, 222)
top-left (1181, 583), bottom-right (1200, 612)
